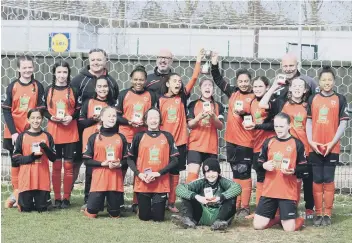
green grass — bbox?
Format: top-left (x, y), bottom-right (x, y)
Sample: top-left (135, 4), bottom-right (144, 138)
top-left (2, 191), bottom-right (352, 243)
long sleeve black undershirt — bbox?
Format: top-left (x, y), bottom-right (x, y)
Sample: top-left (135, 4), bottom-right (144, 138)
top-left (79, 118), bottom-right (99, 129)
top-left (3, 109), bottom-right (17, 134)
top-left (40, 143), bottom-right (57, 162)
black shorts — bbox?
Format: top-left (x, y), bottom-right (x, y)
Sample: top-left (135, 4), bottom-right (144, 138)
top-left (312, 165), bottom-right (336, 184)
top-left (18, 190), bottom-right (51, 212)
top-left (255, 196), bottom-right (297, 220)
top-left (308, 152), bottom-right (339, 166)
top-left (226, 142), bottom-right (253, 164)
top-left (87, 191), bottom-right (124, 215)
top-left (253, 152), bottom-right (265, 183)
top-left (55, 143), bottom-right (77, 161)
top-left (187, 150), bottom-right (217, 165)
top-left (227, 143), bottom-right (253, 179)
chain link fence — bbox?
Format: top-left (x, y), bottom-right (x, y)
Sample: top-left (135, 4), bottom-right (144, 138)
top-left (1, 1), bottom-right (352, 206)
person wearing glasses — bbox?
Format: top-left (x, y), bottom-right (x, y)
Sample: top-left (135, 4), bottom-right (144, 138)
top-left (71, 48), bottom-right (119, 205)
top-left (146, 49), bottom-right (173, 94)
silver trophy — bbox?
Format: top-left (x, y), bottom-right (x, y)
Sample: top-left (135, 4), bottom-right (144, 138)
top-left (205, 50), bottom-right (212, 58)
top-left (201, 50), bottom-right (212, 74)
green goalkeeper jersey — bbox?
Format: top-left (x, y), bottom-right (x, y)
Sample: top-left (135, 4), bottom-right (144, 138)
top-left (176, 176), bottom-right (242, 206)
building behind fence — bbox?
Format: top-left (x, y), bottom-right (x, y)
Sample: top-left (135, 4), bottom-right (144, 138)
top-left (1, 1), bottom-right (352, 198)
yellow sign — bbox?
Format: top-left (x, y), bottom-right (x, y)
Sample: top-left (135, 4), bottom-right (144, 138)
top-left (49, 33), bottom-right (70, 52)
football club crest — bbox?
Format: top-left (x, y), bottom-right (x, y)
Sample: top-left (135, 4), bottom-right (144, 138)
top-left (19, 94), bottom-right (30, 111)
top-left (149, 145), bottom-right (160, 164)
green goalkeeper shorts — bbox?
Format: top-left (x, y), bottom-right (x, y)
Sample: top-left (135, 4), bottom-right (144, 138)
top-left (198, 205), bottom-right (220, 226)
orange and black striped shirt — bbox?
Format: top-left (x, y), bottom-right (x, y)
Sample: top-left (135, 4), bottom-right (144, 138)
top-left (249, 98), bottom-right (275, 153)
top-left (187, 98), bottom-right (225, 154)
top-left (116, 88), bottom-right (157, 143)
top-left (83, 128), bottom-right (128, 192)
top-left (12, 130), bottom-right (56, 192)
top-left (79, 98), bottom-right (116, 150)
top-left (307, 92), bottom-right (349, 154)
top-left (44, 85), bottom-right (80, 144)
top-left (258, 136), bottom-right (307, 200)
top-left (158, 95), bottom-right (189, 146)
top-left (2, 79), bottom-right (45, 139)
top-left (128, 131), bottom-right (179, 193)
top-left (211, 64), bottom-right (255, 148)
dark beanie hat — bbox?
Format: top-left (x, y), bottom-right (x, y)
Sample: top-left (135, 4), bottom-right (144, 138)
top-left (202, 158), bottom-right (221, 174)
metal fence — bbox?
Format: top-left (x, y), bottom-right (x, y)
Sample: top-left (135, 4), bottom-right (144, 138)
top-left (1, 1), bottom-right (352, 203)
top-left (2, 52), bottom-right (352, 194)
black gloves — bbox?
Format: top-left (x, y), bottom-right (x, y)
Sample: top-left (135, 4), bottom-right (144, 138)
top-left (39, 142), bottom-right (47, 149)
top-left (32, 152), bottom-right (42, 160)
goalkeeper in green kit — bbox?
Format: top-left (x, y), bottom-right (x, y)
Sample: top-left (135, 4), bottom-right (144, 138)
top-left (172, 158), bottom-right (242, 231)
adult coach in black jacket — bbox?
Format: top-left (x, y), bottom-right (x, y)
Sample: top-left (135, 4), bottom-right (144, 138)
top-left (146, 49), bottom-right (173, 94)
top-left (71, 48), bottom-right (119, 203)
top-left (71, 49), bottom-right (119, 102)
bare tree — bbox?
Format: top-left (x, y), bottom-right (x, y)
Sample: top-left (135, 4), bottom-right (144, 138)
top-left (196, 1), bottom-right (223, 26)
top-left (220, 1), bottom-right (239, 26)
top-left (174, 0), bottom-right (199, 24)
top-left (337, 0), bottom-right (352, 24)
top-left (138, 1), bottom-right (169, 28)
top-left (302, 0), bottom-right (323, 25)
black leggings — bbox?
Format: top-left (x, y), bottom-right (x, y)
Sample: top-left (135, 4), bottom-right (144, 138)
top-left (87, 191), bottom-right (124, 217)
top-left (170, 144), bottom-right (187, 175)
top-left (253, 152), bottom-right (265, 183)
top-left (302, 165), bottom-right (314, 210)
top-left (84, 166), bottom-right (93, 203)
top-left (18, 190), bottom-right (51, 212)
top-left (180, 198), bottom-right (236, 223)
top-left (137, 192), bottom-right (167, 221)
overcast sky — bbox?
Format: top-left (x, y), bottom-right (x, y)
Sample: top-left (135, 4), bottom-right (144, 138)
top-left (124, 0), bottom-right (352, 25)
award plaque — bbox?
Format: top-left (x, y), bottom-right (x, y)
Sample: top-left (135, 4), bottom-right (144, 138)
top-left (94, 105), bottom-right (102, 116)
top-left (281, 158), bottom-right (290, 170)
top-left (203, 101), bottom-right (211, 112)
top-left (106, 146), bottom-right (115, 161)
top-left (277, 74), bottom-right (287, 85)
top-left (32, 143), bottom-right (40, 153)
top-left (244, 115), bottom-right (253, 126)
top-left (235, 100), bottom-right (243, 110)
top-left (56, 101), bottom-right (66, 119)
top-left (204, 187), bottom-right (214, 200)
